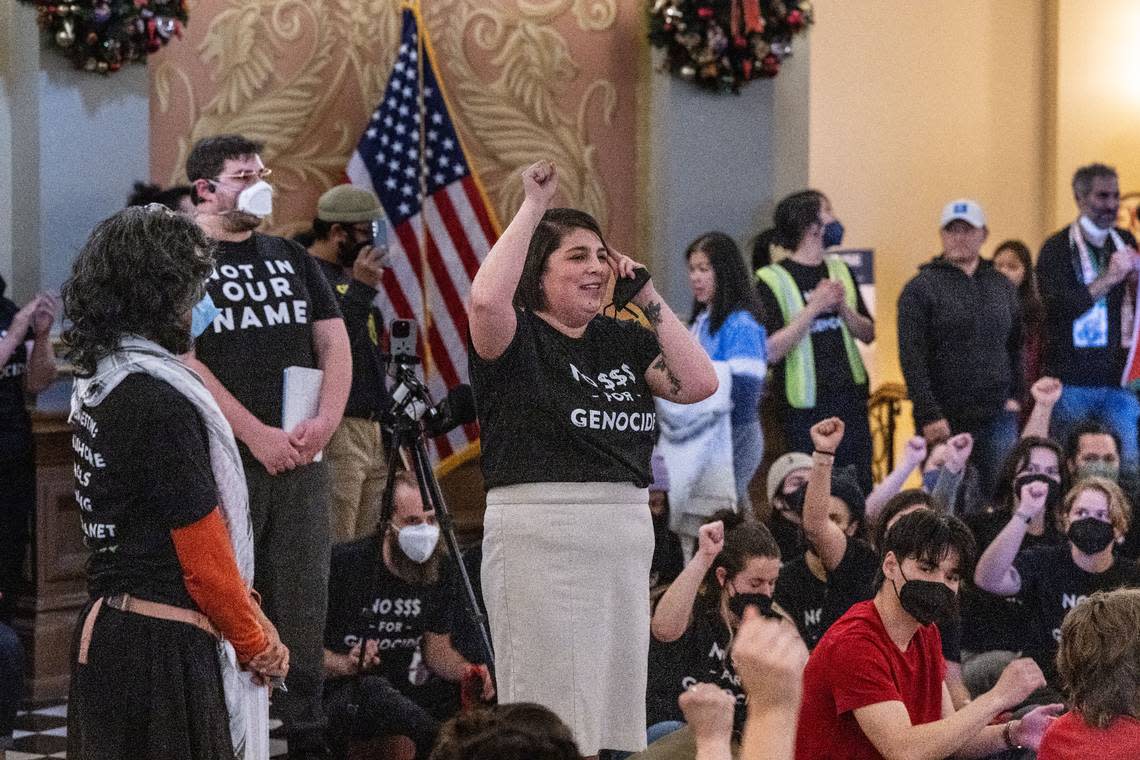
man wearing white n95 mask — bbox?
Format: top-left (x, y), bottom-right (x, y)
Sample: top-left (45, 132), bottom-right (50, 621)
top-left (184, 134), bottom-right (351, 760)
top-left (321, 470), bottom-right (494, 759)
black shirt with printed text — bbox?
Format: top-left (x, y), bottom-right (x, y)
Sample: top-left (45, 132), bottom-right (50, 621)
top-left (194, 233), bottom-right (341, 460)
top-left (1014, 544), bottom-right (1140, 685)
top-left (0, 296), bottom-right (31, 460)
top-left (647, 602), bottom-right (747, 729)
top-left (324, 535), bottom-right (454, 700)
top-left (756, 259), bottom-right (872, 405)
top-left (772, 538), bottom-right (877, 649)
top-left (72, 374), bottom-right (219, 609)
top-left (470, 309), bottom-right (660, 490)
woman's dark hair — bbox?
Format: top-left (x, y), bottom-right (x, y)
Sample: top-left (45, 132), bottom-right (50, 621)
top-left (751, 228), bottom-right (777, 273)
top-left (992, 239), bottom-right (1043, 330)
top-left (686, 231), bottom-right (764, 334)
top-left (126, 181), bottom-right (192, 211)
top-left (876, 509), bottom-right (976, 590)
top-left (62, 205), bottom-right (215, 375)
top-left (991, 435), bottom-right (1066, 516)
top-left (185, 133), bottom-right (264, 204)
top-left (770, 189), bottom-right (826, 251)
top-left (429, 702), bottom-right (582, 760)
top-left (702, 509), bottom-right (781, 591)
top-left (513, 208), bottom-right (607, 312)
top-left (870, 489), bottom-right (933, 551)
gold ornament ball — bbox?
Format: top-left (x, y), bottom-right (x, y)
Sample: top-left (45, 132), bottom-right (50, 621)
top-left (84, 57), bottom-right (98, 71)
top-left (97, 61), bottom-right (109, 73)
top-left (679, 64), bottom-right (696, 80)
top-left (55, 22), bottom-right (76, 47)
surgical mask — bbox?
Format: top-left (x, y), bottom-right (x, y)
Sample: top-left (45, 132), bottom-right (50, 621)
top-left (1075, 460), bottom-right (1120, 483)
top-left (822, 220), bottom-right (845, 248)
top-left (728, 590), bottom-right (774, 619)
top-left (1067, 517), bottom-right (1115, 555)
top-left (190, 292), bottom-right (220, 338)
top-left (1079, 215), bottom-right (1110, 246)
top-left (236, 180), bottom-right (273, 218)
top-left (1014, 473), bottom-right (1062, 510)
top-left (397, 523), bottom-right (440, 564)
top-left (921, 470), bottom-right (941, 493)
top-left (894, 569), bottom-right (956, 625)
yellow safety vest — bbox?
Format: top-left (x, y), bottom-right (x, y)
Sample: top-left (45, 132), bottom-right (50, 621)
top-left (756, 257), bottom-right (867, 409)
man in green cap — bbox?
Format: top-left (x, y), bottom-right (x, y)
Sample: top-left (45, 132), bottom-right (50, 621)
top-left (308, 184), bottom-right (393, 545)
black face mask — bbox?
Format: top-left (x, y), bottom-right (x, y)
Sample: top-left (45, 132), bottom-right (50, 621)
top-left (1067, 517), bottom-right (1115, 555)
top-left (728, 591), bottom-right (774, 619)
top-left (336, 237), bottom-right (372, 269)
top-left (894, 569), bottom-right (956, 625)
top-left (1014, 472), bottom-right (1061, 510)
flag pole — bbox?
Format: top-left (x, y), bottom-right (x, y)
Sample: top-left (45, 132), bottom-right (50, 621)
top-left (411, 0), bottom-right (434, 379)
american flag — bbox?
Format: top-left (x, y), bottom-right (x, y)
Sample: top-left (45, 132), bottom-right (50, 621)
top-left (346, 7), bottom-right (498, 464)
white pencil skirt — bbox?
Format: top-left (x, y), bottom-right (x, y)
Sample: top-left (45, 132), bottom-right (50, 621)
top-left (482, 481), bottom-right (654, 755)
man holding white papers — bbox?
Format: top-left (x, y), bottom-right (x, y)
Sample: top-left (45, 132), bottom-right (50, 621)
top-left (183, 134), bottom-right (350, 760)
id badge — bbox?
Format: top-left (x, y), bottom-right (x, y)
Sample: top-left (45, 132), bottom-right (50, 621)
top-left (1073, 299), bottom-right (1109, 348)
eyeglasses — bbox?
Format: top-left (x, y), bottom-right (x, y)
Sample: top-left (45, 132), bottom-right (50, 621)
top-left (214, 168), bottom-right (272, 184)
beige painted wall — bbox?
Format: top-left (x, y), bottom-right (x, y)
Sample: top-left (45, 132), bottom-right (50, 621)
top-left (1053, 0), bottom-right (1140, 231)
top-left (806, 0), bottom-right (1049, 389)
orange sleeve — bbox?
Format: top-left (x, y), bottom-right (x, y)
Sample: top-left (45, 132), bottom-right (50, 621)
top-left (171, 507), bottom-right (268, 664)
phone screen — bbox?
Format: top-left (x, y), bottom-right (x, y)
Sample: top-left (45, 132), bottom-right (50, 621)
top-left (371, 218), bottom-right (388, 247)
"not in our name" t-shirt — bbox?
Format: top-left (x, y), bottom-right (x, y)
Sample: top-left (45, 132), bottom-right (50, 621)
top-left (470, 309), bottom-right (660, 490)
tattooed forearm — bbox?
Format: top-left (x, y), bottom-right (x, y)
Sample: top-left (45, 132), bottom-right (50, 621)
top-left (652, 354), bottom-right (683, 396)
top-left (642, 300), bottom-right (663, 329)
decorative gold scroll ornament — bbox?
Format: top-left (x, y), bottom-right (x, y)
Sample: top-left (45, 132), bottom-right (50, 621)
top-left (154, 0), bottom-right (618, 232)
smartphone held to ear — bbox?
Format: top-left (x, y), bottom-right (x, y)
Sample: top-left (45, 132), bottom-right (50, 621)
top-left (612, 267), bottom-right (651, 310)
top-left (371, 218), bottom-right (388, 248)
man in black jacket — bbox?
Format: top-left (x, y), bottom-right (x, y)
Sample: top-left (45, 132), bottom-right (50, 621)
top-left (898, 199), bottom-right (1022, 496)
top-left (1036, 163), bottom-right (1140, 479)
top-left (306, 185), bottom-right (393, 546)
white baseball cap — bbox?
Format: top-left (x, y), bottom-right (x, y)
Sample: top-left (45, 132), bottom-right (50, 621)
top-left (940, 199), bottom-right (987, 229)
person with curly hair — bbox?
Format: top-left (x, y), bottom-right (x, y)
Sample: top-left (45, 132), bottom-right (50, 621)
top-left (62, 204), bottom-right (287, 760)
top-left (1038, 588), bottom-right (1140, 758)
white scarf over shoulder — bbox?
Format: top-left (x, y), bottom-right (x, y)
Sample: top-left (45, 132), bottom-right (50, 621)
top-left (70, 336), bottom-right (269, 760)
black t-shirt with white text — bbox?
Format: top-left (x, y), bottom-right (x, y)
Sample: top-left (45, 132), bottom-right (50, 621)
top-left (1015, 544), bottom-right (1140, 685)
top-left (756, 260), bottom-right (871, 401)
top-left (72, 374), bottom-right (219, 609)
top-left (195, 233), bottom-right (341, 459)
top-left (647, 602), bottom-right (747, 729)
top-left (0, 297), bottom-right (32, 460)
top-left (772, 538), bottom-right (877, 649)
top-left (324, 536), bottom-right (454, 699)
top-left (470, 309), bottom-right (660, 490)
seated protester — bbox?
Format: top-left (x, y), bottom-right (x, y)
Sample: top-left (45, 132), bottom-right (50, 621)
top-left (1064, 420), bottom-right (1140, 559)
top-left (1038, 588), bottom-right (1140, 759)
top-left (429, 702), bottom-right (582, 760)
top-left (649, 452), bottom-right (684, 590)
top-left (763, 452), bottom-right (812, 562)
top-left (643, 512), bottom-right (788, 756)
top-left (772, 418), bottom-right (877, 649)
top-left (323, 471), bottom-right (494, 760)
top-left (795, 509), bottom-right (1064, 760)
top-left (869, 491), bottom-right (969, 709)
top-left (957, 436), bottom-right (1066, 686)
top-left (925, 433), bottom-right (984, 517)
top-left (973, 476), bottom-right (1139, 697)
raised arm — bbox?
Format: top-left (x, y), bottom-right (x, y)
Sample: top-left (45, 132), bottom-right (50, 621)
top-left (865, 436), bottom-right (927, 520)
top-left (1021, 377), bottom-right (1061, 440)
top-left (974, 480), bottom-right (1047, 596)
top-left (929, 434), bottom-right (973, 514)
top-left (468, 160), bottom-right (557, 361)
top-left (733, 609), bottom-right (808, 760)
top-left (26, 293), bottom-right (60, 393)
top-left (803, 418), bottom-right (850, 571)
top-left (651, 521), bottom-right (723, 642)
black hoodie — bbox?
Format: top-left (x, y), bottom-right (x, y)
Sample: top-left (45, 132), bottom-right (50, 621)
top-left (897, 256), bottom-right (1022, 427)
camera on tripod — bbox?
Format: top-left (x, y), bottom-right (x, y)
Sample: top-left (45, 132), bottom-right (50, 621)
top-left (385, 319), bottom-right (475, 439)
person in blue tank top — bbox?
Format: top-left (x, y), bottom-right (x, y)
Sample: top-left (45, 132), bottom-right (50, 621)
top-left (686, 232), bottom-right (769, 509)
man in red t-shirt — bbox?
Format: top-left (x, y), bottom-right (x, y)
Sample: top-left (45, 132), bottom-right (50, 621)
top-left (791, 473), bottom-right (1063, 760)
top-left (1038, 588), bottom-right (1140, 760)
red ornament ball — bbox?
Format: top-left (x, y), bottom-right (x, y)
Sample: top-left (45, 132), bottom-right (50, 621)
top-left (787, 9), bottom-right (805, 29)
top-left (697, 6), bottom-right (714, 20)
top-left (761, 53), bottom-right (780, 76)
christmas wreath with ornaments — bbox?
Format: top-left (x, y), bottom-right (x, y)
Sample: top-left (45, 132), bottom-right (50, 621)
top-left (19, 0), bottom-right (188, 74)
top-left (648, 0), bottom-right (813, 92)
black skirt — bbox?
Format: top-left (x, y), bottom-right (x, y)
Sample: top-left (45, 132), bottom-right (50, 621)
top-left (67, 600), bottom-right (235, 760)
